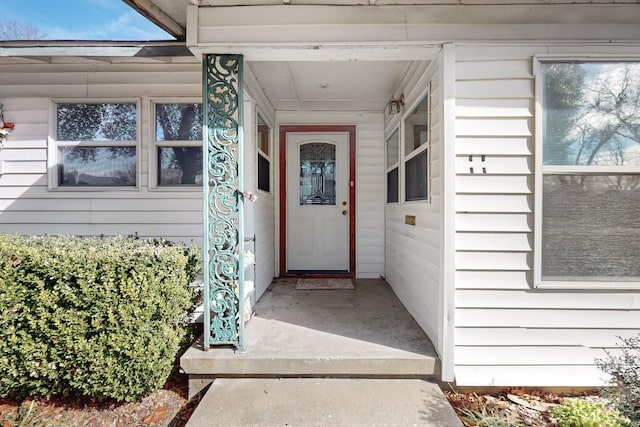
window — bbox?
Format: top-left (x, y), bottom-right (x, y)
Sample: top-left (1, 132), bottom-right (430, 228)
top-left (257, 113), bottom-right (271, 192)
top-left (536, 60), bottom-right (640, 287)
top-left (54, 102), bottom-right (138, 187)
top-left (154, 102), bottom-right (203, 187)
top-left (386, 128), bottom-right (399, 203)
top-left (403, 89), bottom-right (430, 202)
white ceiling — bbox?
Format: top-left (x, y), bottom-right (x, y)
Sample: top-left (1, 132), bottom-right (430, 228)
top-left (248, 60), bottom-right (414, 111)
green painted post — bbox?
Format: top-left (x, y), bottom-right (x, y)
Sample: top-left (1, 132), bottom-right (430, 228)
top-left (202, 54), bottom-right (245, 351)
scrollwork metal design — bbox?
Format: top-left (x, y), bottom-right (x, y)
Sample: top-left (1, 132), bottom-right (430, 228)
top-left (202, 54), bottom-right (244, 350)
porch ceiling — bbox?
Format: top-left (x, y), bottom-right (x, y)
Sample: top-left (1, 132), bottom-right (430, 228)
top-left (248, 60), bottom-right (415, 111)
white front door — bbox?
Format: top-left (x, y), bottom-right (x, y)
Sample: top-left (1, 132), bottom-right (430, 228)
top-left (286, 132), bottom-right (350, 272)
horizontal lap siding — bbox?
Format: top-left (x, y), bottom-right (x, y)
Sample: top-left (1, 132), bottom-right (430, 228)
top-left (453, 44), bottom-right (640, 387)
top-left (0, 59), bottom-right (204, 245)
top-left (385, 57), bottom-right (443, 353)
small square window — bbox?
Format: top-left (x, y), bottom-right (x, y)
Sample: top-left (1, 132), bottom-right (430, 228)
top-left (54, 102), bottom-right (138, 187)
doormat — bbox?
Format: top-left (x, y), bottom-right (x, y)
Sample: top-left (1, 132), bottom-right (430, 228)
top-left (295, 278), bottom-right (355, 290)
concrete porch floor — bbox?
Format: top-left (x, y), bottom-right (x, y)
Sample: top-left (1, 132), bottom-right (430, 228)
top-left (181, 278), bottom-right (440, 397)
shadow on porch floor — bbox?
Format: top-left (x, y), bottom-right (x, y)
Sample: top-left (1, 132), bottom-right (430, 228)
top-left (180, 278), bottom-right (439, 397)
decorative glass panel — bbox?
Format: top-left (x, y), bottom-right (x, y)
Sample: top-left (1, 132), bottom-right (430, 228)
top-left (59, 147), bottom-right (136, 186)
top-left (542, 62), bottom-right (640, 166)
top-left (405, 150), bottom-right (428, 201)
top-left (155, 103), bottom-right (202, 141)
top-left (158, 147), bottom-right (203, 185)
top-left (542, 174), bottom-right (640, 281)
top-left (57, 103), bottom-right (136, 141)
top-left (387, 167), bottom-right (398, 203)
top-left (299, 142), bottom-right (336, 205)
top-left (404, 96), bottom-right (429, 155)
top-left (386, 128), bottom-right (399, 167)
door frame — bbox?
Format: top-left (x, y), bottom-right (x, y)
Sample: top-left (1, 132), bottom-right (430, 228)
top-left (279, 124), bottom-right (356, 278)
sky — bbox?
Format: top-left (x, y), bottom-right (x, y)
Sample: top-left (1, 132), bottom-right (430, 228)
top-left (1, 0), bottom-right (174, 41)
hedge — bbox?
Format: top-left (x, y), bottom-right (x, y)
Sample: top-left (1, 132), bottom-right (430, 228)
top-left (0, 234), bottom-right (201, 402)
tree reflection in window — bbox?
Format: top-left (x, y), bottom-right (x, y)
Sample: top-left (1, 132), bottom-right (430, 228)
top-left (299, 143), bottom-right (336, 205)
top-left (56, 103), bottom-right (137, 187)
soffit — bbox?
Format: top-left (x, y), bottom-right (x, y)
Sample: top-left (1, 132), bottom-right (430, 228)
top-left (248, 60), bottom-right (415, 111)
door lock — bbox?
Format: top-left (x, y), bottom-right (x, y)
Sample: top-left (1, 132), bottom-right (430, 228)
top-left (342, 210), bottom-right (348, 216)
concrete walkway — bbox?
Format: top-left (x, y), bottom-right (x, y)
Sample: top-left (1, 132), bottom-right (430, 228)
top-left (186, 378), bottom-right (462, 426)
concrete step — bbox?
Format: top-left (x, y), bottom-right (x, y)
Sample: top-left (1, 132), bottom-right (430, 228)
top-left (181, 315), bottom-right (438, 397)
top-left (185, 378), bottom-right (463, 427)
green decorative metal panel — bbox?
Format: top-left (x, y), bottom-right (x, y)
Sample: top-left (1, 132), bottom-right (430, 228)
top-left (202, 54), bottom-right (245, 351)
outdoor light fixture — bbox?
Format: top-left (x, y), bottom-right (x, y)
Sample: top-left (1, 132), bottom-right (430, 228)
top-left (388, 95), bottom-right (404, 114)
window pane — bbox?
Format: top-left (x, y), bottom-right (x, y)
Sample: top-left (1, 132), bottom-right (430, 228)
top-left (404, 95), bottom-right (429, 155)
top-left (258, 153), bottom-right (270, 192)
top-left (299, 143), bottom-right (336, 205)
top-left (59, 147), bottom-right (136, 186)
top-left (542, 62), bottom-right (640, 166)
top-left (57, 103), bottom-right (136, 141)
top-left (386, 129), bottom-right (399, 167)
top-left (257, 115), bottom-right (269, 155)
top-left (542, 174), bottom-right (640, 281)
top-left (405, 150), bottom-right (428, 201)
top-left (387, 167), bottom-right (398, 203)
top-left (156, 103), bottom-right (202, 141)
top-left (158, 147), bottom-right (203, 185)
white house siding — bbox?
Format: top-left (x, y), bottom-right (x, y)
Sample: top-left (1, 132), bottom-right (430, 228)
top-left (0, 57), bottom-right (207, 244)
top-left (275, 111), bottom-right (385, 279)
top-left (244, 66), bottom-right (277, 301)
top-left (384, 57), bottom-right (446, 357)
top-left (453, 43), bottom-right (640, 387)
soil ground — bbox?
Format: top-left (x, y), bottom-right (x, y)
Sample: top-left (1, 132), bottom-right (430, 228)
top-left (445, 387), bottom-right (610, 426)
top-left (0, 370), bottom-right (200, 427)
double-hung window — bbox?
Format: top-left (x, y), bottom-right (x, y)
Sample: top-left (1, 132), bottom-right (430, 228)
top-left (153, 101), bottom-right (203, 187)
top-left (386, 128), bottom-right (400, 203)
top-left (402, 88), bottom-right (430, 202)
top-left (257, 113), bottom-right (271, 193)
top-left (53, 101), bottom-right (138, 187)
top-left (536, 60), bottom-right (640, 287)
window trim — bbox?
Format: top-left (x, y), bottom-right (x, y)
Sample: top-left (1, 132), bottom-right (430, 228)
top-left (48, 98), bottom-right (141, 191)
top-left (401, 82), bottom-right (432, 204)
top-left (149, 98), bottom-right (203, 191)
top-left (256, 110), bottom-right (273, 194)
top-left (385, 125), bottom-right (400, 204)
top-left (533, 56), bottom-right (640, 289)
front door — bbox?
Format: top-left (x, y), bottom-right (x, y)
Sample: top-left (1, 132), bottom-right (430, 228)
top-left (280, 126), bottom-right (355, 275)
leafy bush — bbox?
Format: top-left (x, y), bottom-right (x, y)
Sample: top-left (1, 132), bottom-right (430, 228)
top-left (551, 399), bottom-right (629, 427)
top-left (0, 235), bottom-right (201, 402)
top-left (597, 334), bottom-right (640, 426)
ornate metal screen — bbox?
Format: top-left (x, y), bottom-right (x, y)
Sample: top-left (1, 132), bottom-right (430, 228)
top-left (202, 54), bottom-right (245, 351)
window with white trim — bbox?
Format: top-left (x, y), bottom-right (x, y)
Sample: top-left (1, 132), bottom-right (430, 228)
top-left (54, 101), bottom-right (138, 187)
top-left (257, 113), bottom-right (271, 192)
top-left (153, 102), bottom-right (203, 187)
top-left (403, 88), bottom-right (430, 202)
top-left (386, 128), bottom-right (399, 203)
top-left (536, 60), bottom-right (640, 287)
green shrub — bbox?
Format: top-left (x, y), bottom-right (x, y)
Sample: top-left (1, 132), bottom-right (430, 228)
top-left (597, 334), bottom-right (640, 426)
top-left (551, 399), bottom-right (629, 427)
top-left (0, 234), bottom-right (201, 402)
